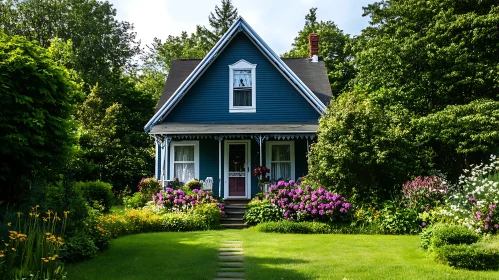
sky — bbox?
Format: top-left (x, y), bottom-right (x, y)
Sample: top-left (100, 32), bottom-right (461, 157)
top-left (108, 0), bottom-right (374, 55)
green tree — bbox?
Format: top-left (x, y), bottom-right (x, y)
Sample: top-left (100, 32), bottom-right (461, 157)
top-left (77, 76), bottom-right (156, 192)
top-left (308, 88), bottom-right (423, 204)
top-left (283, 8), bottom-right (355, 96)
top-left (355, 0), bottom-right (499, 115)
top-left (0, 33), bottom-right (80, 204)
top-left (196, 0), bottom-right (238, 51)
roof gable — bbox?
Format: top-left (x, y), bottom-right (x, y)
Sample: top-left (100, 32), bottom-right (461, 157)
top-left (145, 17), bottom-right (328, 133)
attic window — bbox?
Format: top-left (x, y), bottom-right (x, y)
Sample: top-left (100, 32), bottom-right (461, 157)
top-left (229, 60), bottom-right (256, 113)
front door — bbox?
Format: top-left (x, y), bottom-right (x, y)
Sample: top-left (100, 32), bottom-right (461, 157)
top-left (224, 140), bottom-right (250, 198)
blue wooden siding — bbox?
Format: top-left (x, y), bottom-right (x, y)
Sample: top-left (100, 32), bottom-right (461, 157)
top-left (163, 32), bottom-right (320, 123)
top-left (199, 139), bottom-right (222, 197)
top-left (294, 139), bottom-right (309, 180)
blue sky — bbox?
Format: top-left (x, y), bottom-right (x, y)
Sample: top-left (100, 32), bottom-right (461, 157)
top-left (108, 0), bottom-right (374, 55)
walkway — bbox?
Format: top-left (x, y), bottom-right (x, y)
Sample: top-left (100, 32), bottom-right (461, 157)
top-left (214, 240), bottom-right (245, 280)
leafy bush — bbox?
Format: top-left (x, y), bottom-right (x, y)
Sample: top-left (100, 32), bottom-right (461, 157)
top-left (124, 192), bottom-right (148, 209)
top-left (243, 199), bottom-right (281, 226)
top-left (0, 207), bottom-right (66, 279)
top-left (59, 233), bottom-right (98, 263)
top-left (439, 155), bottom-right (499, 233)
top-left (266, 180), bottom-right (352, 223)
top-left (435, 244), bottom-right (499, 271)
top-left (429, 224), bottom-right (480, 249)
top-left (402, 176), bottom-right (447, 212)
top-left (185, 179), bottom-right (203, 190)
top-left (191, 203), bottom-right (222, 229)
top-left (256, 221), bottom-right (333, 234)
top-left (75, 181), bottom-right (114, 212)
top-left (377, 200), bottom-right (420, 234)
top-left (138, 177), bottom-right (161, 200)
top-left (84, 207), bottom-right (112, 251)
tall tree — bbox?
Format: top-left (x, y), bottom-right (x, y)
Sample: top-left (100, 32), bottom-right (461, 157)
top-left (0, 33), bottom-right (81, 204)
top-left (283, 8), bottom-right (355, 96)
top-left (196, 0), bottom-right (238, 50)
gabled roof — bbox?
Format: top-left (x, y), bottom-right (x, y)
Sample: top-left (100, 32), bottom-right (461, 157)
top-left (145, 17), bottom-right (329, 133)
top-left (155, 58), bottom-right (332, 113)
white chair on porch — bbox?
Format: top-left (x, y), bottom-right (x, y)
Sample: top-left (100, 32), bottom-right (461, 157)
top-left (203, 177), bottom-right (213, 191)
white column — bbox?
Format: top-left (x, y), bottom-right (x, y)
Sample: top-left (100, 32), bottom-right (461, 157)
top-left (218, 137), bottom-right (222, 197)
top-left (162, 137), bottom-right (167, 187)
top-left (155, 142), bottom-right (159, 179)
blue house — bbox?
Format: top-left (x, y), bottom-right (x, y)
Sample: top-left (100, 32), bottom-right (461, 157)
top-left (144, 17), bottom-right (331, 199)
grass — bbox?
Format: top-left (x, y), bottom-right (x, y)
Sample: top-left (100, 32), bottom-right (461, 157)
top-left (67, 228), bottom-right (499, 280)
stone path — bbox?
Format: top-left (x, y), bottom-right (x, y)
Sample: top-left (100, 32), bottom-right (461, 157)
top-left (214, 240), bottom-right (245, 280)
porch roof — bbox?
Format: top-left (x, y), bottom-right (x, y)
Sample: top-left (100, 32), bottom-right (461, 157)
top-left (149, 122), bottom-right (318, 135)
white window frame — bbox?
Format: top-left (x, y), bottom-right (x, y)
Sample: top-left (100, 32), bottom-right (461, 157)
top-left (266, 141), bottom-right (295, 181)
top-left (169, 141), bottom-right (200, 182)
top-left (229, 59), bottom-right (256, 113)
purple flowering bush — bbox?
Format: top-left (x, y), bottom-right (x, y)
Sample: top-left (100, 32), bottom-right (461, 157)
top-left (265, 180), bottom-right (352, 223)
top-left (402, 176), bottom-right (447, 212)
top-left (151, 188), bottom-right (225, 216)
top-left (137, 177), bottom-right (162, 199)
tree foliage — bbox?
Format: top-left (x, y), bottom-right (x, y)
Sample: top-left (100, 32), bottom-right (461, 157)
top-left (283, 8), bottom-right (355, 96)
top-left (0, 33), bottom-right (80, 203)
top-left (308, 88), bottom-right (422, 204)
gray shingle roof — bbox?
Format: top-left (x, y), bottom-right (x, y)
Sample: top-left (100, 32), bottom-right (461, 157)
top-left (155, 58), bottom-right (332, 113)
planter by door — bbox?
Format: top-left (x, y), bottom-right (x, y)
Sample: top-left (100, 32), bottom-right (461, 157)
top-left (224, 140), bottom-right (251, 198)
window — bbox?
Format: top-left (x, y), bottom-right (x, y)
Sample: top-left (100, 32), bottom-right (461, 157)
top-left (170, 141), bottom-right (199, 183)
top-left (266, 141), bottom-right (295, 181)
top-left (229, 60), bottom-right (256, 113)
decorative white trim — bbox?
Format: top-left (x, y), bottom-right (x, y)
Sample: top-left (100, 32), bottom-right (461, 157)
top-left (229, 59), bottom-right (256, 113)
top-left (224, 140), bottom-right (251, 199)
top-left (144, 17), bottom-right (326, 133)
top-left (266, 140), bottom-right (295, 181)
top-left (155, 142), bottom-right (159, 179)
top-left (169, 140), bottom-right (200, 182)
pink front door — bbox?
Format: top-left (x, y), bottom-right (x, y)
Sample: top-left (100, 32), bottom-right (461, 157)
top-left (228, 144), bottom-right (246, 196)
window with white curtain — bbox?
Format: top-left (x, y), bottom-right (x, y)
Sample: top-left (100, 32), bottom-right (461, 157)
top-left (266, 141), bottom-right (295, 181)
top-left (170, 141), bottom-right (199, 183)
top-left (229, 60), bottom-right (256, 113)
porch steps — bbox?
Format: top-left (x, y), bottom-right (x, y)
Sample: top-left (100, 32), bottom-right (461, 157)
top-left (221, 199), bottom-right (250, 229)
top-left (215, 240), bottom-right (245, 280)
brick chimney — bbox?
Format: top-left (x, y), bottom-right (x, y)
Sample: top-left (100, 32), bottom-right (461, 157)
top-left (308, 33), bottom-right (319, 62)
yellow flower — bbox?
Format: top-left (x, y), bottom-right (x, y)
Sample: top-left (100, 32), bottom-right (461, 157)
top-left (11, 248), bottom-right (15, 251)
top-left (7, 222), bottom-right (11, 227)
top-left (0, 253), bottom-right (4, 258)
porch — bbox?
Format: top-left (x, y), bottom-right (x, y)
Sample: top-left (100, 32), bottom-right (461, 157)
top-left (151, 122), bottom-right (317, 199)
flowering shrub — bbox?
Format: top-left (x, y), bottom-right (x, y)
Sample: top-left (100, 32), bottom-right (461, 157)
top-left (253, 166), bottom-right (270, 177)
top-left (137, 177), bottom-right (162, 200)
top-left (185, 179), bottom-right (203, 190)
top-left (265, 180), bottom-right (352, 223)
top-left (402, 176), bottom-right (447, 212)
top-left (440, 155), bottom-right (499, 233)
top-left (0, 206), bottom-right (67, 279)
top-left (151, 188), bottom-right (225, 215)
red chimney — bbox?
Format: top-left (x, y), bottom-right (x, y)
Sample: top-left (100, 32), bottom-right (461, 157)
top-left (308, 33), bottom-right (319, 58)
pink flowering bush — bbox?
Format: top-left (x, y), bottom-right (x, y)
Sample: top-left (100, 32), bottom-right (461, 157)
top-left (151, 188), bottom-right (225, 216)
top-left (402, 176), bottom-right (448, 212)
top-left (265, 180), bottom-right (352, 223)
top-left (137, 177), bottom-right (162, 199)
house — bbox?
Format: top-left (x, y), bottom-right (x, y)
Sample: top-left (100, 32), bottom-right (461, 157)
top-left (144, 17), bottom-right (331, 200)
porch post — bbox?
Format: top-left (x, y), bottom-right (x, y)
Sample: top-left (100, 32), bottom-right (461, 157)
top-left (153, 136), bottom-right (162, 180)
top-left (162, 136), bottom-right (172, 188)
top-left (306, 138), bottom-right (310, 154)
top-left (216, 136), bottom-right (223, 197)
top-left (254, 135), bottom-right (267, 166)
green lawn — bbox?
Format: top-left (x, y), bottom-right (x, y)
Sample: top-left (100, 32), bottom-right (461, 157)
top-left (67, 229), bottom-right (499, 280)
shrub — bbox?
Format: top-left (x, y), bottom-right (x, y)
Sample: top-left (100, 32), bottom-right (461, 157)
top-left (243, 199), bottom-right (282, 226)
top-left (185, 179), bottom-right (203, 190)
top-left (191, 203), bottom-right (222, 229)
top-left (138, 177), bottom-right (161, 200)
top-left (59, 233), bottom-right (98, 263)
top-left (124, 192), bottom-right (148, 209)
top-left (435, 244), bottom-right (499, 271)
top-left (152, 188), bottom-right (224, 214)
top-left (266, 180), bottom-right (352, 223)
top-left (256, 221), bottom-right (332, 234)
top-left (429, 224), bottom-right (480, 249)
top-left (0, 207), bottom-right (66, 279)
top-left (75, 181), bottom-right (114, 212)
top-left (402, 176), bottom-right (447, 212)
top-left (377, 200), bottom-right (420, 234)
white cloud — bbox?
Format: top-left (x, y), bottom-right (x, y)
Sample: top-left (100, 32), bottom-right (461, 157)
top-left (109, 0), bottom-right (373, 54)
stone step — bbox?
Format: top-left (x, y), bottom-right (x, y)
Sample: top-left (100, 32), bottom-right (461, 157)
top-left (218, 262), bottom-right (244, 267)
top-left (213, 278), bottom-right (245, 280)
top-left (219, 251), bottom-right (243, 256)
top-left (224, 205), bottom-right (246, 209)
top-left (219, 255), bottom-right (244, 261)
top-left (218, 267), bottom-right (245, 272)
top-left (219, 247), bottom-right (243, 252)
top-left (217, 272), bottom-right (245, 278)
top-left (226, 212), bottom-right (245, 219)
